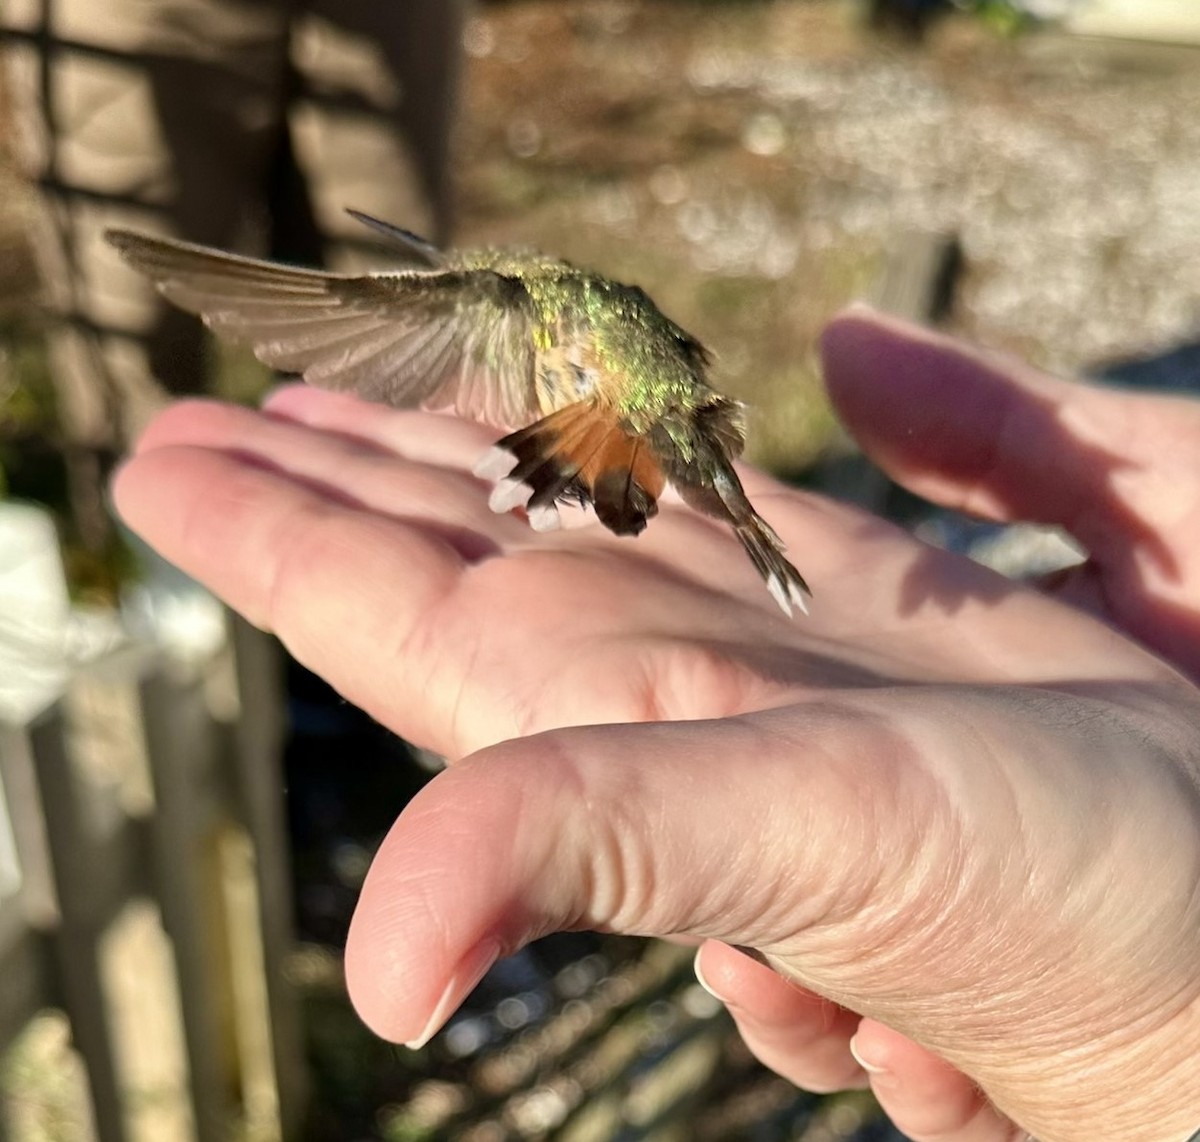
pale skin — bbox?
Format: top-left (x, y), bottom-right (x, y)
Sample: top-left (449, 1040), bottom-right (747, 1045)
top-left (111, 308), bottom-right (1200, 1142)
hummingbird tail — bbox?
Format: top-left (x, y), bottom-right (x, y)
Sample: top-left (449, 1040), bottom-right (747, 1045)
top-left (734, 518), bottom-right (810, 617)
top-left (474, 401), bottom-right (666, 536)
top-left (660, 421), bottom-right (811, 618)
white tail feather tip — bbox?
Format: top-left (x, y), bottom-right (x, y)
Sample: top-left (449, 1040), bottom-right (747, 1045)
top-left (489, 478), bottom-right (533, 514)
top-left (766, 574), bottom-right (792, 617)
top-left (472, 446), bottom-right (518, 481)
top-left (527, 503), bottom-right (561, 532)
top-left (788, 580), bottom-right (810, 615)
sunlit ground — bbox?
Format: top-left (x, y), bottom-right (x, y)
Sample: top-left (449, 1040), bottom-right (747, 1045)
top-left (453, 1), bottom-right (1200, 468)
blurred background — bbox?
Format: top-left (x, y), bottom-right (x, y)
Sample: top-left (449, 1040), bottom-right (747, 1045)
top-left (1, 1), bottom-right (1199, 1139)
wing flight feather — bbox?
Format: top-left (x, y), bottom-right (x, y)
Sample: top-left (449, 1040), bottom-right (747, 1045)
top-left (106, 229), bottom-right (540, 428)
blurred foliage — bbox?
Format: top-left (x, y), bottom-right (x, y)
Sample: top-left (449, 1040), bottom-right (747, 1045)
top-left (0, 1013), bottom-right (91, 1142)
top-left (0, 314), bottom-right (135, 602)
top-left (868, 0), bottom-right (1035, 37)
top-left (213, 341), bottom-right (276, 405)
top-left (0, 315), bottom-right (56, 499)
top-left (962, 0), bottom-right (1032, 35)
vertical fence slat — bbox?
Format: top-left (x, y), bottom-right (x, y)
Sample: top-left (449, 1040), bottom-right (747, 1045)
top-left (0, 913), bottom-right (55, 1055)
top-left (25, 708), bottom-right (131, 1142)
top-left (139, 665), bottom-right (238, 1142)
top-left (0, 717), bottom-right (60, 1054)
top-left (227, 618), bottom-right (309, 1140)
top-left (0, 719), bottom-right (57, 929)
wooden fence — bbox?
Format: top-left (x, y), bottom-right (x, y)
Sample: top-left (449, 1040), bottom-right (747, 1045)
top-left (0, 606), bottom-right (307, 1142)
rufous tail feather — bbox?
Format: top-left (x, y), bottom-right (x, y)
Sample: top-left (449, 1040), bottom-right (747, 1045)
top-left (474, 400), bottom-right (810, 617)
top-left (473, 401), bottom-right (666, 536)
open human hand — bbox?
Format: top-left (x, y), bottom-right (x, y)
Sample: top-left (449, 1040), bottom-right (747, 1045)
top-left (112, 308), bottom-right (1200, 1142)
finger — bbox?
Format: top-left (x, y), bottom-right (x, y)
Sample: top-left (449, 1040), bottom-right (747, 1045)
top-left (344, 708), bottom-right (896, 1045)
top-left (130, 396), bottom-right (964, 629)
top-left (118, 404), bottom-right (1174, 714)
top-left (264, 385), bottom-right (838, 513)
top-left (820, 303), bottom-right (1118, 535)
top-left (263, 384), bottom-right (805, 545)
top-left (821, 307), bottom-right (1200, 673)
top-left (694, 941), bottom-right (868, 1093)
top-left (133, 398), bottom-right (529, 540)
top-left (693, 942), bottom-right (1027, 1137)
top-left (112, 436), bottom-right (803, 750)
top-left (136, 396), bottom-right (860, 634)
top-left (851, 1020), bottom-right (1029, 1142)
top-left (260, 384), bottom-right (499, 469)
top-left (111, 444), bottom-right (483, 745)
top-left (112, 443), bottom-right (470, 621)
top-left (264, 386), bottom-right (806, 570)
top-left (820, 307), bottom-right (1170, 557)
top-left (262, 388), bottom-right (790, 569)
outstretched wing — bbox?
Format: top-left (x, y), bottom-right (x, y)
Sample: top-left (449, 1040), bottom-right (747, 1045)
top-left (106, 229), bottom-right (540, 428)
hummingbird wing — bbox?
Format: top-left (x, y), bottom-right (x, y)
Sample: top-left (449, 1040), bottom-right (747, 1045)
top-left (105, 229), bottom-right (540, 428)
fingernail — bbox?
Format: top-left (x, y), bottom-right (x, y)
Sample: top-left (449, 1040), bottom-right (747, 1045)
top-left (693, 949), bottom-right (724, 1002)
top-left (405, 939), bottom-right (502, 1050)
top-left (849, 1034), bottom-right (889, 1076)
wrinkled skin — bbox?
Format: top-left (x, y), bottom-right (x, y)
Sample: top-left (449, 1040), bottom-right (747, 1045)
top-left (113, 308), bottom-right (1200, 1142)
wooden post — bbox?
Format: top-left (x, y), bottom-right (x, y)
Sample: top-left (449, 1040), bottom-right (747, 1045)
top-left (226, 618), bottom-right (309, 1139)
top-left (0, 720), bottom-right (58, 1076)
top-left (22, 707), bottom-right (132, 1142)
top-left (139, 662), bottom-right (239, 1142)
top-left (869, 230), bottom-right (961, 327)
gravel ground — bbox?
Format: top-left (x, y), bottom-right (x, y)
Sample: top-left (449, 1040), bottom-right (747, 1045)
top-left (455, 2), bottom-right (1200, 466)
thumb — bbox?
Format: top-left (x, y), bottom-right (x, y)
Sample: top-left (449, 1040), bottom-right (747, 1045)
top-left (342, 689), bottom-right (1200, 1141)
top-left (343, 706), bottom-right (900, 1046)
top-left (820, 307), bottom-right (1200, 672)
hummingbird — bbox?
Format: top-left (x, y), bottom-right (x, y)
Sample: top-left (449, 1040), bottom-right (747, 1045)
top-left (106, 211), bottom-right (810, 616)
